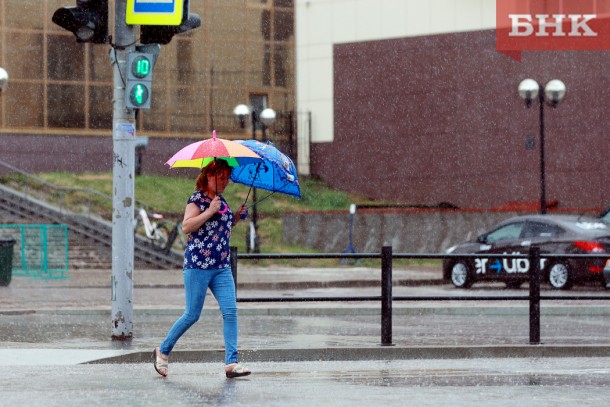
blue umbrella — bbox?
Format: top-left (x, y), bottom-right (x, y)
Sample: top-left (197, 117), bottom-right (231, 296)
top-left (231, 140), bottom-right (301, 205)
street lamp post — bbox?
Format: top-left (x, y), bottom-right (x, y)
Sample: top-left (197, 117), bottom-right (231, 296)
top-left (233, 104), bottom-right (276, 253)
top-left (260, 108), bottom-right (277, 142)
top-left (518, 79), bottom-right (566, 214)
top-left (0, 67), bottom-right (8, 93)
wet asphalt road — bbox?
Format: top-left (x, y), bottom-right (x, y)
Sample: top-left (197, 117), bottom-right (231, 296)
top-left (1, 305), bottom-right (610, 351)
top-left (2, 358), bottom-right (610, 406)
top-left (1, 267), bottom-right (610, 406)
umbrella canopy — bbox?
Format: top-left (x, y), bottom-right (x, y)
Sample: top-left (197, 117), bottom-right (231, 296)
top-left (165, 131), bottom-right (262, 169)
top-left (231, 140), bottom-right (301, 199)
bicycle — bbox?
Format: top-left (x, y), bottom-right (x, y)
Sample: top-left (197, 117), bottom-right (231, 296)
top-left (167, 220), bottom-right (189, 252)
top-left (135, 207), bottom-right (188, 253)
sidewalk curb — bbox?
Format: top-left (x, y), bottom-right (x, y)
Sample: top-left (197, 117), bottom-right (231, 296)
top-left (86, 345), bottom-right (610, 364)
top-left (5, 305), bottom-right (610, 317)
top-left (38, 279), bottom-right (445, 290)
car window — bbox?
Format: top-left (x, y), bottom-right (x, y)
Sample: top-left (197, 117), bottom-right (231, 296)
top-left (521, 221), bottom-right (565, 238)
top-left (600, 209), bottom-right (610, 224)
top-left (485, 222), bottom-right (524, 243)
top-left (572, 220), bottom-right (609, 236)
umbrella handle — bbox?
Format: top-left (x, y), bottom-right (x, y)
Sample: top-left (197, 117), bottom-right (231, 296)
top-left (218, 203), bottom-right (228, 214)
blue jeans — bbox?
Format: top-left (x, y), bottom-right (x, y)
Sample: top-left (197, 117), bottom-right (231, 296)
top-left (160, 267), bottom-right (239, 365)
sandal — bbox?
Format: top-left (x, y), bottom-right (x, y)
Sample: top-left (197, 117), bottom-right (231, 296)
top-left (152, 347), bottom-right (169, 377)
top-left (225, 363), bottom-right (251, 378)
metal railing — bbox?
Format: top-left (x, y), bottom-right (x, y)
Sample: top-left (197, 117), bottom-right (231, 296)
top-left (230, 246), bottom-right (610, 346)
top-left (0, 223), bottom-right (69, 279)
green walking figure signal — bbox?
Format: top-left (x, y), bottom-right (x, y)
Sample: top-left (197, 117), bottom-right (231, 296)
top-left (125, 50), bottom-right (156, 109)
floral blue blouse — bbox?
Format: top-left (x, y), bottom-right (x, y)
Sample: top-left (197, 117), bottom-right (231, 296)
top-left (183, 190), bottom-right (234, 270)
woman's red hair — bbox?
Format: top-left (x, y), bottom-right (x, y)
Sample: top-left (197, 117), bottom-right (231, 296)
top-left (195, 159), bottom-right (231, 191)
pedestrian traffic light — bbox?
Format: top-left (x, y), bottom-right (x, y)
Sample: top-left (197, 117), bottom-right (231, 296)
top-left (125, 52), bottom-right (154, 109)
top-left (140, 0), bottom-right (201, 45)
top-left (52, 0), bottom-right (108, 44)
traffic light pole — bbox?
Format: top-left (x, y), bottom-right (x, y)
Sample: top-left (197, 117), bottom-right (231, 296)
top-left (52, 0), bottom-right (200, 340)
top-left (111, 0), bottom-right (136, 340)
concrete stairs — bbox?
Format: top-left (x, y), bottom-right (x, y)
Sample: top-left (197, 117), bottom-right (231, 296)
top-left (0, 183), bottom-right (182, 270)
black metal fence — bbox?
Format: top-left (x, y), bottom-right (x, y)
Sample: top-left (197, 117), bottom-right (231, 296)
top-left (230, 246), bottom-right (610, 346)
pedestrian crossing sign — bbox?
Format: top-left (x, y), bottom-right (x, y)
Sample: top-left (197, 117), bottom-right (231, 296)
top-left (126, 0), bottom-right (184, 26)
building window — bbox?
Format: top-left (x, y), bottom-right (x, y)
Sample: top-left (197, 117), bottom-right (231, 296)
top-left (47, 84), bottom-right (86, 128)
top-left (47, 36), bottom-right (85, 82)
top-left (249, 94), bottom-right (268, 130)
top-left (0, 0), bottom-right (294, 139)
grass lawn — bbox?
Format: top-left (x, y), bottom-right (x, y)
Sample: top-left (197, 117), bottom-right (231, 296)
top-left (1, 171), bottom-right (440, 268)
top-left (3, 172), bottom-right (375, 254)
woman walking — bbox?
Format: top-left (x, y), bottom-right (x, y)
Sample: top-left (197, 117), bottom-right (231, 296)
top-left (153, 159), bottom-right (250, 378)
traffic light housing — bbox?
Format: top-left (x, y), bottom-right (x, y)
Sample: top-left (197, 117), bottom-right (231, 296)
top-left (140, 0), bottom-right (201, 45)
top-left (125, 51), bottom-right (155, 109)
top-left (52, 0), bottom-right (108, 44)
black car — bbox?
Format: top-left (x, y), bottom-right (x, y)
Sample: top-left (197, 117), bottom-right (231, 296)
top-left (443, 215), bottom-right (610, 290)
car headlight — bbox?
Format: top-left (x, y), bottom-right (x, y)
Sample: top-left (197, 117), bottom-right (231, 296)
top-left (446, 245), bottom-right (457, 254)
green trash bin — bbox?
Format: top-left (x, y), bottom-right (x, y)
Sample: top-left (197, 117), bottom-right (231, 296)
top-left (0, 238), bottom-right (16, 286)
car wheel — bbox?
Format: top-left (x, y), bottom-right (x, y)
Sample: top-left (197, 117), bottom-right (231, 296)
top-left (547, 262), bottom-right (572, 290)
top-left (603, 268), bottom-right (610, 289)
top-left (451, 261), bottom-right (473, 288)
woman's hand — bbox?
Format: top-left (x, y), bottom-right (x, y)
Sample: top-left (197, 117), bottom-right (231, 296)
top-left (234, 203), bottom-right (248, 225)
top-left (238, 203), bottom-right (248, 219)
top-left (208, 196), bottom-right (223, 214)
top-left (182, 198), bottom-right (221, 234)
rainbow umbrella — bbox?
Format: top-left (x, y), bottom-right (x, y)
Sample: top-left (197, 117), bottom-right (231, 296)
top-left (165, 131), bottom-right (262, 169)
